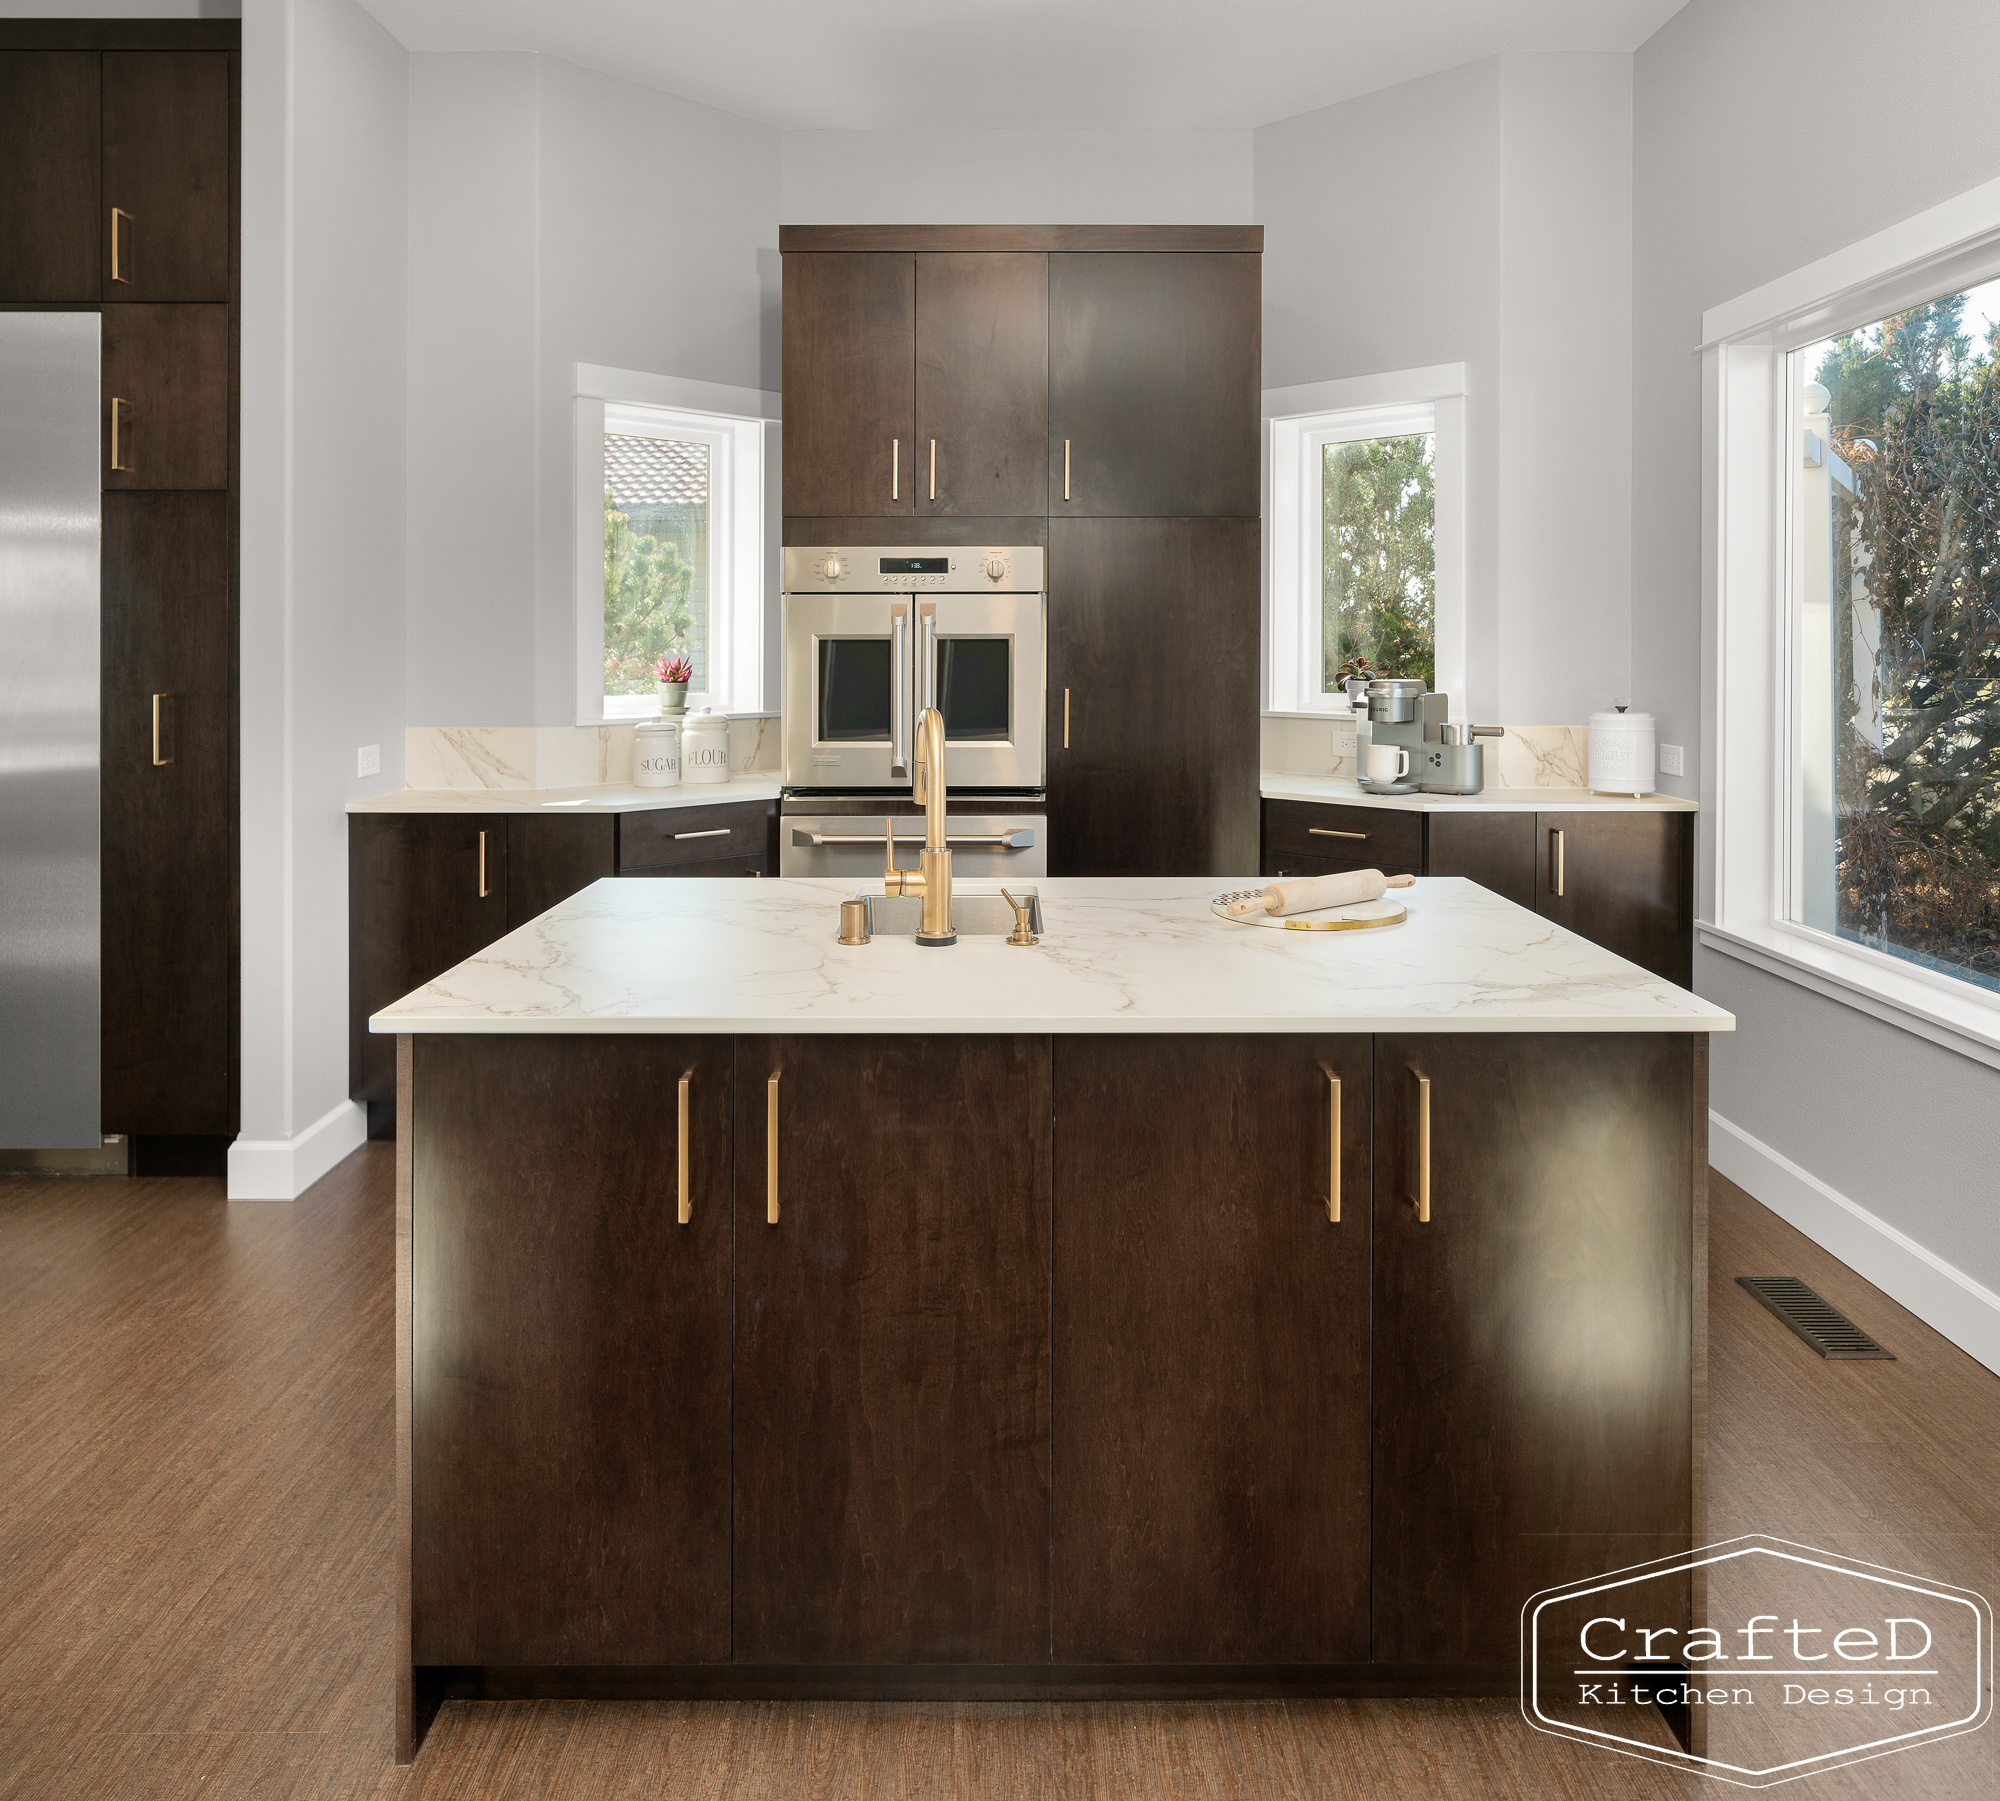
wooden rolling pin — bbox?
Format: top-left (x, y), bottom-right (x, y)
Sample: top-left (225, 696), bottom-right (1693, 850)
top-left (1225, 869), bottom-right (1414, 918)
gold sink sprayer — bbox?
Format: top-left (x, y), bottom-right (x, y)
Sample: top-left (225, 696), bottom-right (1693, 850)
top-left (882, 705), bottom-right (955, 946)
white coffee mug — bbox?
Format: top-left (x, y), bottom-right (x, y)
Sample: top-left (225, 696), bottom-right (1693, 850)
top-left (1365, 744), bottom-right (1411, 784)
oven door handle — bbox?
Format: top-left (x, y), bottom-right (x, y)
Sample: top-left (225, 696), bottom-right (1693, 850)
top-left (919, 602), bottom-right (938, 715)
top-left (890, 602), bottom-right (909, 776)
top-left (794, 828), bottom-right (1036, 850)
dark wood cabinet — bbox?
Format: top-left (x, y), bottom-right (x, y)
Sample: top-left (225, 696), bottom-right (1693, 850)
top-left (1371, 1033), bottom-right (1698, 1665)
top-left (1052, 1035), bottom-right (1372, 1664)
top-left (409, 1033), bottom-right (734, 1666)
top-left (1048, 517), bottom-right (1259, 876)
top-left (1048, 252), bottom-right (1261, 518)
top-left (733, 1034), bottom-right (1053, 1664)
top-left (1425, 811), bottom-right (1536, 909)
top-left (348, 815), bottom-right (508, 1111)
top-left (0, 51), bottom-right (100, 300)
top-left (915, 252), bottom-right (1048, 518)
top-left (99, 492), bottom-right (233, 1136)
top-left (101, 50), bottom-right (232, 302)
top-left (781, 253), bottom-right (915, 519)
top-left (1536, 810), bottom-right (1694, 987)
top-left (503, 814), bottom-right (615, 932)
top-left (100, 304), bottom-right (230, 489)
top-left (1263, 797), bottom-right (1423, 877)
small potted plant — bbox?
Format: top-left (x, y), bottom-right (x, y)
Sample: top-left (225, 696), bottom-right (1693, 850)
top-left (1334, 652), bottom-right (1381, 707)
top-left (654, 651), bottom-right (694, 715)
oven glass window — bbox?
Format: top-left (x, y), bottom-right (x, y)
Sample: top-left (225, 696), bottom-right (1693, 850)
top-left (937, 638), bottom-right (1010, 741)
top-left (818, 639), bottom-right (892, 740)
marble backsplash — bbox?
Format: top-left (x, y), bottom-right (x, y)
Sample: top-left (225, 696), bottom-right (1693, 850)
top-left (405, 719), bottom-right (777, 790)
top-left (1260, 714), bottom-right (1591, 787)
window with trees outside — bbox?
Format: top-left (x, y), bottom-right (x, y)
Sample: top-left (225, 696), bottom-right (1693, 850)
top-left (1795, 276), bottom-right (2000, 995)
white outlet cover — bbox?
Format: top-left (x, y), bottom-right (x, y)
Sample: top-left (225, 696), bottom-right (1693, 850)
top-left (357, 744), bottom-right (381, 777)
top-left (1659, 743), bottom-right (1683, 776)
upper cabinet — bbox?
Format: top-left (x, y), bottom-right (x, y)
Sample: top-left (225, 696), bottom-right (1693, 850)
top-left (0, 52), bottom-right (101, 301)
top-left (914, 252), bottom-right (1048, 518)
top-left (1049, 252), bottom-right (1261, 518)
top-left (781, 253), bottom-right (917, 519)
top-left (102, 52), bottom-right (232, 301)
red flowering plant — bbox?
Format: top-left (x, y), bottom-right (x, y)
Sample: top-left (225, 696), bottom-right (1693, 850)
top-left (652, 652), bottom-right (694, 685)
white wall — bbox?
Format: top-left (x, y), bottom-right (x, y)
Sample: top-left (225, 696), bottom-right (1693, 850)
top-left (1635, 0), bottom-right (2000, 1357)
top-left (236, 0), bottom-right (407, 1197)
top-left (782, 128), bottom-right (1253, 226)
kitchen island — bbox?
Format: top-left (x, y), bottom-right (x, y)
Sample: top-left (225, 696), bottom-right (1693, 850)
top-left (379, 876), bottom-right (1731, 1760)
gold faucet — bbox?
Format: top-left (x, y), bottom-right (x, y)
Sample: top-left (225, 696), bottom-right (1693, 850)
top-left (883, 706), bottom-right (954, 946)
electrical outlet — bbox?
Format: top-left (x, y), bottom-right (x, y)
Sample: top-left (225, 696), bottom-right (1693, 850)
top-left (357, 744), bottom-right (381, 777)
top-left (1659, 743), bottom-right (1684, 776)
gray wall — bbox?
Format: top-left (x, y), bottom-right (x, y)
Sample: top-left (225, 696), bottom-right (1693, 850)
top-left (1634, 0), bottom-right (2000, 1286)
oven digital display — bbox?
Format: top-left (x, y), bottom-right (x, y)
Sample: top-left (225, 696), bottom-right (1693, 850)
top-left (879, 557), bottom-right (950, 574)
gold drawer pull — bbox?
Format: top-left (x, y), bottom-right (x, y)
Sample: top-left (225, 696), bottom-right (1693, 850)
top-left (1063, 438), bottom-right (1071, 501)
top-left (150, 692), bottom-right (175, 765)
top-left (1551, 828), bottom-right (1565, 897)
top-left (1309, 827), bottom-right (1367, 840)
top-left (1323, 1067), bottom-right (1341, 1223)
top-left (477, 829), bottom-right (490, 898)
top-left (1063, 687), bottom-right (1070, 750)
top-left (110, 397), bottom-right (133, 471)
top-left (677, 1071), bottom-right (692, 1225)
top-left (674, 827), bottom-right (730, 841)
top-left (929, 437), bottom-right (937, 500)
top-left (110, 207), bottom-right (133, 283)
top-left (1412, 1070), bottom-right (1431, 1223)
top-left (766, 1071), bottom-right (781, 1223)
top-left (892, 438), bottom-right (899, 501)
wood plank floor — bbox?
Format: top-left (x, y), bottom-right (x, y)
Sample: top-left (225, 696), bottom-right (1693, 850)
top-left (2, 1150), bottom-right (1995, 1798)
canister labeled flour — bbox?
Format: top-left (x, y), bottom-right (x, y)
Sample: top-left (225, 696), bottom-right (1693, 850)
top-left (681, 708), bottom-right (731, 784)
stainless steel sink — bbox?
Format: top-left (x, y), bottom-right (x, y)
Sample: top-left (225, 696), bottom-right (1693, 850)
top-left (855, 886), bottom-right (1043, 938)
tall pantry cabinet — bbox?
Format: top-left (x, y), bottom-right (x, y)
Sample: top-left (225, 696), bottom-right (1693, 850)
top-left (779, 225), bottom-right (1262, 877)
top-left (0, 21), bottom-right (239, 1172)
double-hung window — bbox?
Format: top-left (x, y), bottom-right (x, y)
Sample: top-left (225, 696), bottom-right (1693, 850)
top-left (1264, 366), bottom-right (1466, 713)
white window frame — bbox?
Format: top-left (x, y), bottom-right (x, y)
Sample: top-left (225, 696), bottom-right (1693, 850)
top-left (1263, 364), bottom-right (1467, 716)
top-left (1701, 174), bottom-right (2000, 1069)
top-left (574, 365), bottom-right (780, 724)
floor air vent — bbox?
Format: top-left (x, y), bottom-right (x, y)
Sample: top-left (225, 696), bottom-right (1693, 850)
top-left (1736, 1277), bottom-right (1895, 1360)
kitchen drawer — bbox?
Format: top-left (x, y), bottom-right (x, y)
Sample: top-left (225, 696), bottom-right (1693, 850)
top-left (1261, 799), bottom-right (1422, 873)
top-left (616, 800), bottom-right (776, 872)
top-left (622, 852), bottom-right (772, 880)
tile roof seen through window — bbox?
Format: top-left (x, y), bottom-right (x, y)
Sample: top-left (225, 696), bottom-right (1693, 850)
top-left (606, 433), bottom-right (709, 507)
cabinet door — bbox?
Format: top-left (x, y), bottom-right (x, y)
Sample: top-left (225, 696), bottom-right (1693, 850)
top-left (1426, 811), bottom-right (1536, 909)
top-left (505, 814), bottom-right (614, 931)
top-left (410, 1034), bottom-right (733, 1665)
top-left (0, 52), bottom-right (100, 301)
top-left (1053, 1036), bottom-right (1371, 1663)
top-left (1047, 517), bottom-right (1259, 876)
top-left (347, 814), bottom-right (508, 1108)
top-left (1535, 811), bottom-right (1693, 986)
top-left (100, 493), bottom-right (233, 1134)
top-left (1048, 253), bottom-right (1260, 517)
top-left (1372, 1034), bottom-right (1697, 1666)
top-left (781, 253), bottom-right (914, 518)
top-left (101, 305), bottom-right (230, 490)
top-left (915, 252), bottom-right (1047, 517)
top-left (101, 52), bottom-right (231, 302)
top-left (735, 1034), bottom-right (1052, 1664)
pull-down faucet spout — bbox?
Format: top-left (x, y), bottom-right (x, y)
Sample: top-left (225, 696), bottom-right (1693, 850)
top-left (882, 706), bottom-right (954, 945)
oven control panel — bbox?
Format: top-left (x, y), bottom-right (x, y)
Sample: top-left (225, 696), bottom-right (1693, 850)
top-left (784, 545), bottom-right (1046, 593)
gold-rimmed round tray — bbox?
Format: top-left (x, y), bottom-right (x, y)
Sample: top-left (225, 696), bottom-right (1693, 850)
top-left (1209, 894), bottom-right (1408, 932)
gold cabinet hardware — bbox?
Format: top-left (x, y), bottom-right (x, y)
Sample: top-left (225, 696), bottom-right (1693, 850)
top-left (150, 692), bottom-right (175, 765)
top-left (1412, 1070), bottom-right (1431, 1223)
top-left (1063, 438), bottom-right (1071, 501)
top-left (766, 1071), bottom-right (781, 1224)
top-left (929, 437), bottom-right (937, 500)
top-left (1551, 828), bottom-right (1565, 897)
top-left (674, 827), bottom-right (730, 841)
top-left (477, 829), bottom-right (490, 898)
top-left (110, 397), bottom-right (133, 472)
top-left (1309, 827), bottom-right (1367, 841)
top-left (1323, 1066), bottom-right (1341, 1223)
top-left (110, 207), bottom-right (133, 283)
top-left (1063, 687), bottom-right (1070, 750)
top-left (892, 438), bottom-right (899, 500)
top-left (677, 1071), bottom-right (692, 1225)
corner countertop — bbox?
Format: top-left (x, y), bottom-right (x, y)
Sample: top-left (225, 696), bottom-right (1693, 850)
top-left (371, 876), bottom-right (1733, 1038)
top-left (1260, 774), bottom-right (1699, 813)
top-left (345, 776), bottom-right (783, 816)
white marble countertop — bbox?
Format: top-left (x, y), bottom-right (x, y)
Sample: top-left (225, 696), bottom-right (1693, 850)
top-left (1260, 774), bottom-right (1698, 813)
top-left (345, 776), bottom-right (782, 815)
top-left (372, 876), bottom-right (1733, 1037)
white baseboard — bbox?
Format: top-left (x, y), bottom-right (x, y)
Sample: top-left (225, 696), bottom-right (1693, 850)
top-left (227, 1098), bottom-right (368, 1201)
top-left (1710, 1110), bottom-right (2000, 1377)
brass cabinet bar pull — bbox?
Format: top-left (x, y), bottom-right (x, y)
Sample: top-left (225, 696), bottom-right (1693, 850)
top-left (673, 827), bottom-right (730, 841)
top-left (1323, 1067), bottom-right (1341, 1223)
top-left (110, 397), bottom-right (132, 471)
top-left (1413, 1071), bottom-right (1431, 1223)
top-left (1309, 827), bottom-right (1367, 841)
top-left (1063, 438), bottom-right (1071, 501)
top-left (478, 829), bottom-right (490, 898)
top-left (110, 207), bottom-right (133, 283)
top-left (929, 438), bottom-right (937, 500)
top-left (677, 1072), bottom-right (692, 1225)
top-left (892, 438), bottom-right (899, 500)
top-left (1063, 687), bottom-right (1070, 750)
top-left (1552, 828), bottom-right (1565, 897)
top-left (766, 1071), bottom-right (781, 1224)
top-left (150, 693), bottom-right (174, 765)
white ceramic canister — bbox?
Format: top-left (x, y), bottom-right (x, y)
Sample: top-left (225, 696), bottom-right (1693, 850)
top-left (633, 717), bottom-right (680, 788)
top-left (681, 708), bottom-right (731, 785)
top-left (1588, 709), bottom-right (1656, 795)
